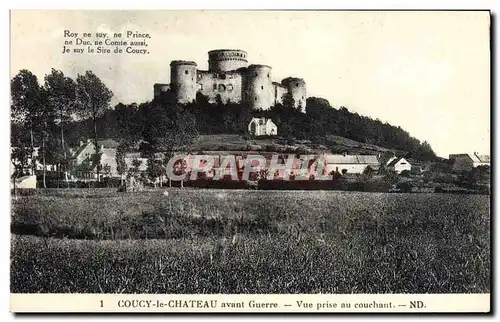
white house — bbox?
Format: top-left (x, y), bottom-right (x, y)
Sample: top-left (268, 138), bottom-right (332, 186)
top-left (248, 118), bottom-right (278, 136)
top-left (449, 153), bottom-right (490, 172)
top-left (323, 154), bottom-right (379, 175)
top-left (71, 138), bottom-right (119, 179)
top-left (386, 157), bottom-right (411, 174)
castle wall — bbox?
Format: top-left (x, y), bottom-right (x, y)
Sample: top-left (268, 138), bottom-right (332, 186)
top-left (197, 71), bottom-right (242, 104)
top-left (157, 50), bottom-right (308, 112)
top-left (170, 61), bottom-right (197, 104)
top-left (273, 82), bottom-right (288, 105)
top-left (208, 50), bottom-right (248, 72)
top-left (243, 65), bottom-right (274, 110)
top-left (153, 83), bottom-right (170, 97)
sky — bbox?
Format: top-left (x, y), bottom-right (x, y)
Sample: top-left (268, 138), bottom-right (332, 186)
top-left (10, 10), bottom-right (491, 158)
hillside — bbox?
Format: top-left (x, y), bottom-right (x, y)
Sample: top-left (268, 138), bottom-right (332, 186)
top-left (189, 134), bottom-right (401, 156)
top-left (58, 92), bottom-right (436, 162)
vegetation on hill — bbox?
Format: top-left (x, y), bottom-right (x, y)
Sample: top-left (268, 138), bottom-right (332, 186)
top-left (65, 90), bottom-right (436, 158)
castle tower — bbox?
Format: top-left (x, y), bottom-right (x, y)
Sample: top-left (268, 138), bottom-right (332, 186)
top-left (170, 60), bottom-right (197, 104)
top-left (153, 83), bottom-right (170, 98)
top-left (243, 64), bottom-right (273, 110)
top-left (208, 49), bottom-right (248, 72)
top-left (281, 77), bottom-right (307, 112)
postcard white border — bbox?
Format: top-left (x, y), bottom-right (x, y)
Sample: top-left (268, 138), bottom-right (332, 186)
top-left (3, 0), bottom-right (497, 320)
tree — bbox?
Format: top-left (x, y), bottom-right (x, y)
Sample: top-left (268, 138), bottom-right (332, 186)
top-left (146, 158), bottom-right (164, 187)
top-left (43, 69), bottom-right (77, 183)
top-left (10, 122), bottom-right (32, 177)
top-left (37, 89), bottom-right (56, 188)
top-left (282, 93), bottom-right (295, 110)
top-left (11, 69), bottom-right (43, 174)
top-left (115, 102), bottom-right (141, 144)
top-left (115, 141), bottom-right (128, 185)
top-left (76, 71), bottom-right (113, 181)
top-left (400, 169), bottom-right (411, 177)
top-left (362, 165), bottom-right (375, 179)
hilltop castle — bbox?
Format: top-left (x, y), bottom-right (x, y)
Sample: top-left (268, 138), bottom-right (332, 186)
top-left (153, 49), bottom-right (307, 112)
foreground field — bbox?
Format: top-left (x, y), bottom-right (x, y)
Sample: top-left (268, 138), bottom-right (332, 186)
top-left (10, 189), bottom-right (490, 293)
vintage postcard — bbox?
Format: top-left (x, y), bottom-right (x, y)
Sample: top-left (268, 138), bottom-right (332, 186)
top-left (9, 10), bottom-right (491, 313)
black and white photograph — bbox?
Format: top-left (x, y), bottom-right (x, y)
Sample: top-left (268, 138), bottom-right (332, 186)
top-left (8, 9), bottom-right (491, 313)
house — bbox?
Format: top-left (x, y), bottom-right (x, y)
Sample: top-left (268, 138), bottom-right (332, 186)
top-left (323, 154), bottom-right (379, 175)
top-left (248, 117), bottom-right (278, 136)
top-left (386, 157), bottom-right (412, 174)
top-left (71, 138), bottom-right (120, 179)
top-left (449, 153), bottom-right (490, 172)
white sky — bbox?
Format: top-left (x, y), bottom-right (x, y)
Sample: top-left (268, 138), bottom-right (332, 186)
top-left (10, 10), bottom-right (490, 158)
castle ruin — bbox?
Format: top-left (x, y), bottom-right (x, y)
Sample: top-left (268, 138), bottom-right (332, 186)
top-left (153, 49), bottom-right (307, 112)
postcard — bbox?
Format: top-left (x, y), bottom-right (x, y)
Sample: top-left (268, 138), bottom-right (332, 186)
top-left (9, 9), bottom-right (491, 313)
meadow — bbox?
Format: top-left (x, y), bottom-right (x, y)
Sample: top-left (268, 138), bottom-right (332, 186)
top-left (10, 188), bottom-right (490, 294)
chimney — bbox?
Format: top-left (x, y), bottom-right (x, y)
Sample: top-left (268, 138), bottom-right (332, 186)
top-left (343, 151), bottom-right (347, 157)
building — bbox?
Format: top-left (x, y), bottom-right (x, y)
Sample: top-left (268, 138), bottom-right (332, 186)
top-left (71, 138), bottom-right (119, 179)
top-left (154, 49), bottom-right (307, 112)
top-left (449, 153), bottom-right (490, 172)
top-left (248, 117), bottom-right (278, 136)
top-left (386, 157), bottom-right (411, 174)
top-left (323, 154), bottom-right (379, 175)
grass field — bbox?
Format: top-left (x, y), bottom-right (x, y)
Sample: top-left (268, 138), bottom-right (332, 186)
top-left (10, 188), bottom-right (490, 293)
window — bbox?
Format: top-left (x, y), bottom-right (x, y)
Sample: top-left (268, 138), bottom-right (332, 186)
top-left (255, 97), bottom-right (257, 101)
top-left (227, 84), bottom-right (234, 92)
top-left (261, 86), bottom-right (264, 90)
top-left (268, 73), bottom-right (270, 78)
top-left (296, 83), bottom-right (299, 87)
top-left (185, 70), bottom-right (189, 75)
top-left (213, 84), bottom-right (217, 90)
top-left (218, 84), bottom-right (226, 92)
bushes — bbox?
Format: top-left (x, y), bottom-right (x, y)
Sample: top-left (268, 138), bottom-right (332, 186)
top-left (35, 178), bottom-right (122, 189)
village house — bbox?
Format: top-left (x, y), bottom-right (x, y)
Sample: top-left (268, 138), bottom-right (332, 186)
top-left (70, 138), bottom-right (120, 180)
top-left (449, 153), bottom-right (490, 172)
top-left (248, 117), bottom-right (278, 136)
top-left (323, 154), bottom-right (379, 175)
top-left (386, 156), bottom-right (412, 174)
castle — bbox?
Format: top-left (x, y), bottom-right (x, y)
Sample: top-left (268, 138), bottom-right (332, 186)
top-left (153, 49), bottom-right (307, 112)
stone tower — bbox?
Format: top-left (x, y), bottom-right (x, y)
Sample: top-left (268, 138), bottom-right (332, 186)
top-left (170, 60), bottom-right (198, 104)
top-left (243, 64), bottom-right (273, 110)
top-left (208, 49), bottom-right (248, 72)
top-left (282, 77), bottom-right (307, 112)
